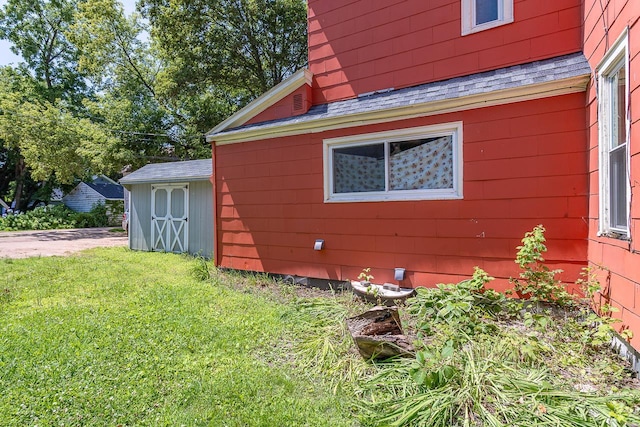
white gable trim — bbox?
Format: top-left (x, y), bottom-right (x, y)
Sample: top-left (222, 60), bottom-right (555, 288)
top-left (205, 68), bottom-right (313, 136)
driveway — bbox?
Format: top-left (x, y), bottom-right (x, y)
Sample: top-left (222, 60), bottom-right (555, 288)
top-left (0, 228), bottom-right (128, 259)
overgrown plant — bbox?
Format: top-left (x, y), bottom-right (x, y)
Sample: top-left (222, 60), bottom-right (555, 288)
top-left (573, 267), bottom-right (634, 348)
top-left (189, 255), bottom-right (212, 281)
top-left (356, 227), bottom-right (640, 426)
top-left (407, 267), bottom-right (507, 338)
top-left (509, 224), bottom-right (574, 305)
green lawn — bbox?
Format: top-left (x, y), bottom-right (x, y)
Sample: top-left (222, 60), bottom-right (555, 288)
top-left (0, 248), bottom-right (361, 426)
top-left (3, 246), bottom-right (640, 426)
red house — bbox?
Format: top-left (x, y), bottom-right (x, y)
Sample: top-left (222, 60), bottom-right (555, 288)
top-left (207, 1), bottom-right (639, 347)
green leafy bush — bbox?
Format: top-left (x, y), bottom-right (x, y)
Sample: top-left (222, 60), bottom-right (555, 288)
top-left (407, 267), bottom-right (508, 338)
top-left (0, 202), bottom-right (110, 231)
top-left (509, 224), bottom-right (574, 305)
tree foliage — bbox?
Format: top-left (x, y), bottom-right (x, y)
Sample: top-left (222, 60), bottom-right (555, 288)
top-left (0, 0), bottom-right (87, 104)
top-left (141, 0), bottom-right (307, 106)
top-left (0, 92), bottom-right (122, 185)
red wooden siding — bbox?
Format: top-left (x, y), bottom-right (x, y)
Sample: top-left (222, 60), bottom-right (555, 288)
top-left (583, 0), bottom-right (640, 348)
top-left (214, 92), bottom-right (588, 291)
top-left (308, 0), bottom-right (583, 104)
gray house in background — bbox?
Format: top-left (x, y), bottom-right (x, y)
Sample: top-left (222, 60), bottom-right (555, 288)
top-left (120, 159), bottom-right (214, 258)
top-left (62, 175), bottom-right (125, 225)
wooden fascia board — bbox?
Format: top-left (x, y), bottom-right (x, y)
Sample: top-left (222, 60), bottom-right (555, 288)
top-left (205, 68), bottom-right (313, 136)
top-left (120, 177), bottom-right (210, 185)
top-left (207, 74), bottom-right (590, 146)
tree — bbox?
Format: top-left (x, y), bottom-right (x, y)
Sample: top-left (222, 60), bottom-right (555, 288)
top-left (0, 0), bottom-right (88, 104)
top-left (71, 0), bottom-right (214, 164)
top-left (0, 66), bottom-right (44, 210)
top-left (0, 85), bottom-right (122, 185)
top-left (140, 0), bottom-right (307, 124)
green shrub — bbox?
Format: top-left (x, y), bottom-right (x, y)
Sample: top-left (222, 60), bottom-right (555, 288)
top-left (0, 202), bottom-right (110, 231)
top-left (509, 224), bottom-right (574, 305)
top-left (0, 205), bottom-right (76, 231)
top-left (407, 267), bottom-right (508, 338)
top-left (72, 202), bottom-right (109, 228)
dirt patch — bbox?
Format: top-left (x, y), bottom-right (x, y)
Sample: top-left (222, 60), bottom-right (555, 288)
top-left (0, 228), bottom-right (128, 259)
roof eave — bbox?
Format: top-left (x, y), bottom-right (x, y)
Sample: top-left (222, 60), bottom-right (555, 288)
top-left (120, 176), bottom-right (211, 186)
top-left (207, 74), bottom-right (590, 146)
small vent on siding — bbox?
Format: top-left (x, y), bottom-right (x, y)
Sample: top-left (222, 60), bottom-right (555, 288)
top-left (293, 93), bottom-right (304, 111)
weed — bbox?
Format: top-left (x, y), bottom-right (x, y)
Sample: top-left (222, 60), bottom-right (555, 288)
top-left (357, 267), bottom-right (374, 284)
top-left (359, 335), bottom-right (640, 426)
top-left (407, 267), bottom-right (506, 339)
top-left (509, 224), bottom-right (574, 305)
top-left (189, 255), bottom-right (212, 281)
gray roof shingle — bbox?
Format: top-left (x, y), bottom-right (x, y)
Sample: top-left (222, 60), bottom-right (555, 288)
top-left (210, 53), bottom-right (590, 138)
top-left (86, 182), bottom-right (124, 199)
top-left (120, 159), bottom-right (212, 185)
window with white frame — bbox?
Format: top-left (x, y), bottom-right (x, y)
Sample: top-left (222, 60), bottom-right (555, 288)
top-left (323, 123), bottom-right (463, 202)
top-left (461, 0), bottom-right (513, 35)
top-left (598, 30), bottom-right (630, 237)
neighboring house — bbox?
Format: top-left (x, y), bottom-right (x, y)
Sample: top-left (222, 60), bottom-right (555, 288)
top-left (206, 2), bottom-right (639, 348)
top-left (119, 160), bottom-right (214, 258)
top-left (62, 175), bottom-right (125, 225)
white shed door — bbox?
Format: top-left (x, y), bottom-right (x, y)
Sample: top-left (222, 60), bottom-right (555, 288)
top-left (151, 184), bottom-right (189, 253)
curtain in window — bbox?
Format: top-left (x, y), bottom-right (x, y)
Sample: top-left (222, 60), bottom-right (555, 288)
top-left (333, 153), bottom-right (385, 193)
top-left (389, 136), bottom-right (453, 190)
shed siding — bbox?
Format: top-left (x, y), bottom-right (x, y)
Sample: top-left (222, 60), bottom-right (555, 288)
top-left (129, 183), bottom-right (152, 252)
top-left (63, 184), bottom-right (105, 212)
top-left (215, 92), bottom-right (588, 291)
top-left (583, 0), bottom-right (640, 348)
top-left (308, 0), bottom-right (583, 103)
top-left (188, 180), bottom-right (214, 258)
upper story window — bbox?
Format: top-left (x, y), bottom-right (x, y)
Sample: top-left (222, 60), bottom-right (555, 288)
top-left (598, 30), bottom-right (630, 238)
top-left (323, 123), bottom-right (463, 203)
top-left (462, 0), bottom-right (514, 35)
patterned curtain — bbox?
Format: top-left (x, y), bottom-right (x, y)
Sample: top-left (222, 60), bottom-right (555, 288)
top-left (333, 153), bottom-right (384, 193)
top-left (333, 135), bottom-right (453, 194)
top-left (389, 136), bottom-right (453, 190)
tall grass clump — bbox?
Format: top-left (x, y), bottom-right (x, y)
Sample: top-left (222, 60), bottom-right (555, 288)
top-left (287, 295), bottom-right (373, 391)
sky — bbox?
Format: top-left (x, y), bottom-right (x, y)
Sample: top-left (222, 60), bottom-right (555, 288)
top-left (0, 0), bottom-right (138, 67)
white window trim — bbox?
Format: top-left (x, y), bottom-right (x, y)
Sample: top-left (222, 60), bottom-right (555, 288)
top-left (461, 0), bottom-right (514, 36)
top-left (323, 122), bottom-right (463, 203)
top-left (597, 28), bottom-right (630, 238)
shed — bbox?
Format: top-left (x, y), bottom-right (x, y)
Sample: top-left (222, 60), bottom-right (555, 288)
top-left (119, 159), bottom-right (214, 258)
top-left (62, 175), bottom-right (125, 225)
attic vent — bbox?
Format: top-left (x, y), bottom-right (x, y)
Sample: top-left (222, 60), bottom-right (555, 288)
top-left (293, 93), bottom-right (304, 111)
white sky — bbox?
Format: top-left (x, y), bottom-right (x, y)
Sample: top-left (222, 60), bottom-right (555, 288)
top-left (0, 0), bottom-right (138, 67)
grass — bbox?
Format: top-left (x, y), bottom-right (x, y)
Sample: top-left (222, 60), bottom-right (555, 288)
top-left (2, 245), bottom-right (640, 426)
top-left (0, 248), bottom-right (361, 426)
